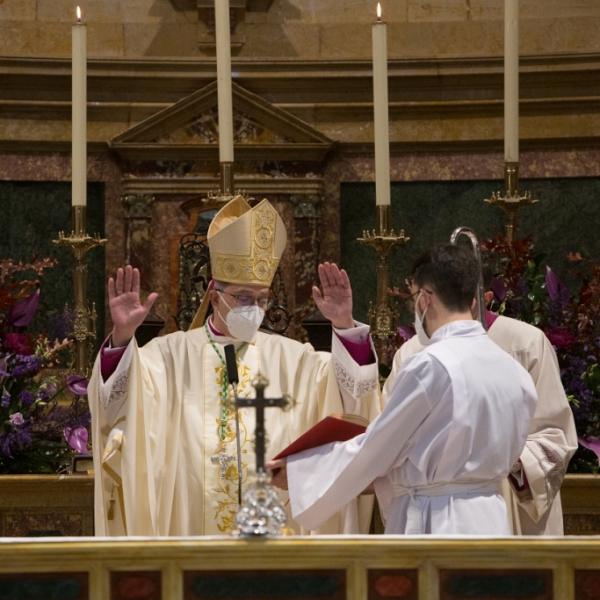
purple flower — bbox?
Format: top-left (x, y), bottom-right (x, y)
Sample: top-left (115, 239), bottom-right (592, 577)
top-left (64, 426), bottom-right (88, 454)
top-left (0, 356), bottom-right (7, 384)
top-left (398, 325), bottom-right (416, 342)
top-left (9, 413), bottom-right (24, 427)
top-left (19, 390), bottom-right (34, 406)
top-left (11, 365), bottom-right (27, 378)
top-left (490, 277), bottom-right (506, 303)
top-left (1, 392), bottom-right (10, 408)
top-left (546, 328), bottom-right (577, 350)
top-left (66, 375), bottom-right (89, 396)
top-left (8, 289), bottom-right (40, 327)
top-left (545, 266), bottom-right (570, 304)
top-left (42, 380), bottom-right (57, 396)
top-left (0, 426), bottom-right (33, 458)
top-left (47, 307), bottom-right (77, 342)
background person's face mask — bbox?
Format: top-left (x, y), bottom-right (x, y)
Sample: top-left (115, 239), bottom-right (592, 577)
top-left (414, 292), bottom-right (432, 346)
top-left (218, 292), bottom-right (264, 342)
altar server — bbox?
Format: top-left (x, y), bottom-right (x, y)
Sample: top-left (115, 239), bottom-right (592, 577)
top-left (88, 196), bottom-right (380, 536)
top-left (268, 244), bottom-right (537, 535)
top-left (385, 271), bottom-right (577, 535)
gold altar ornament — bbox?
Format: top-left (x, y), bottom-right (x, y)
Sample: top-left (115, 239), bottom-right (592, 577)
top-left (53, 206), bottom-right (107, 377)
top-left (485, 162), bottom-right (538, 243)
top-left (358, 205), bottom-right (409, 346)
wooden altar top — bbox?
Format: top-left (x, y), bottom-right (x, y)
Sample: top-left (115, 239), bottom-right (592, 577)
top-left (0, 536), bottom-right (599, 600)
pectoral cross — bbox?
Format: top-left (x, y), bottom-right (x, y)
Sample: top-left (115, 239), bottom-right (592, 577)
top-left (211, 443), bottom-right (235, 480)
top-left (236, 375), bottom-right (290, 472)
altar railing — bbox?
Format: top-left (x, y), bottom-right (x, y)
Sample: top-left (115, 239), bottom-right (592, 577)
top-left (0, 536), bottom-right (599, 600)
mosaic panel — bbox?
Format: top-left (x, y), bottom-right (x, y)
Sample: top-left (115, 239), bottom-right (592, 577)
top-left (368, 569), bottom-right (418, 600)
top-left (183, 570), bottom-right (345, 600)
top-left (439, 569), bottom-right (552, 600)
top-left (111, 571), bottom-right (162, 600)
top-left (0, 572), bottom-right (88, 600)
top-left (575, 570), bottom-right (600, 600)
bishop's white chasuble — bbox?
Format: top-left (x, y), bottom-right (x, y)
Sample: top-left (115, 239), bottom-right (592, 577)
top-left (89, 325), bottom-right (380, 536)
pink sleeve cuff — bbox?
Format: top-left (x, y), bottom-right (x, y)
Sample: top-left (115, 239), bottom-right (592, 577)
top-left (336, 334), bottom-right (375, 366)
top-left (100, 338), bottom-right (127, 381)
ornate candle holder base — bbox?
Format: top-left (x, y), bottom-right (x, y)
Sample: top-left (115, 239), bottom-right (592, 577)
top-left (484, 162), bottom-right (538, 243)
top-left (201, 162), bottom-right (254, 205)
top-left (357, 206), bottom-right (409, 343)
top-left (234, 470), bottom-right (288, 538)
top-left (53, 206), bottom-right (107, 377)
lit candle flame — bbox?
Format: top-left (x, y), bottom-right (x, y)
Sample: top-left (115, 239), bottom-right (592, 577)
top-left (76, 6), bottom-right (81, 22)
top-left (377, 3), bottom-right (381, 20)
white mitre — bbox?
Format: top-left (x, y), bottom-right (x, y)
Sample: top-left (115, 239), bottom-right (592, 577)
top-left (189, 195), bottom-right (286, 329)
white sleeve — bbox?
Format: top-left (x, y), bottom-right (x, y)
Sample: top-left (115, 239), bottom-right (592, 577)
top-left (99, 338), bottom-right (135, 426)
top-left (331, 321), bottom-right (379, 414)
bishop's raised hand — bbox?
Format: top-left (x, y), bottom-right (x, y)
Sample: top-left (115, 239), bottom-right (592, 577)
top-left (312, 262), bottom-right (355, 330)
top-left (108, 265), bottom-right (158, 347)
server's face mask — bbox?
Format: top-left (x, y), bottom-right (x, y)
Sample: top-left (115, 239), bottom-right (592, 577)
top-left (414, 290), bottom-right (433, 346)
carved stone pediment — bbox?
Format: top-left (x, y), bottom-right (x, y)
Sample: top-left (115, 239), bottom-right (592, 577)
top-left (109, 80), bottom-right (333, 162)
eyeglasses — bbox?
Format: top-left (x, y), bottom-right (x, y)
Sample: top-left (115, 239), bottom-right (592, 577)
top-left (402, 279), bottom-right (434, 311)
top-left (218, 290), bottom-right (272, 311)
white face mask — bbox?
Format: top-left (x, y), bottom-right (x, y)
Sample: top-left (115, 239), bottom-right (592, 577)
top-left (218, 293), bottom-right (265, 342)
top-left (414, 292), bottom-right (432, 346)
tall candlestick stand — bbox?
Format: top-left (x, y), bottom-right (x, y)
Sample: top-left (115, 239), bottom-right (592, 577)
top-left (484, 162), bottom-right (538, 243)
top-left (358, 205), bottom-right (409, 357)
top-left (54, 206), bottom-right (107, 376)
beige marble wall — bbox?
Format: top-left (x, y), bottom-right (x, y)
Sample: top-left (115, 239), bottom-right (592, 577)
top-left (1, 0), bottom-right (599, 59)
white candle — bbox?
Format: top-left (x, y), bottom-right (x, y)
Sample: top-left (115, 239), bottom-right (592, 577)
top-left (215, 0), bottom-right (234, 163)
top-left (504, 0), bottom-right (519, 163)
top-left (372, 3), bottom-right (391, 206)
top-left (72, 6), bottom-right (87, 207)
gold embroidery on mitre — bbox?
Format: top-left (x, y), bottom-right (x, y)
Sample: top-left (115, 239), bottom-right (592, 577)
top-left (208, 197), bottom-right (286, 286)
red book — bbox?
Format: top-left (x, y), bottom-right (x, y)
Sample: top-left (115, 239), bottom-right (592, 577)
top-left (272, 413), bottom-right (368, 460)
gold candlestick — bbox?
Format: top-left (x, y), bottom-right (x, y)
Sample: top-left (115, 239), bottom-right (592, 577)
top-left (53, 206), bottom-right (107, 376)
top-left (203, 162), bottom-right (252, 205)
top-left (358, 205), bottom-right (409, 352)
top-left (485, 162), bottom-right (538, 242)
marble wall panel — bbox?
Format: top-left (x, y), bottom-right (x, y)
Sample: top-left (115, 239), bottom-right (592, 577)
top-left (0, 21), bottom-right (125, 57)
top-left (122, 1), bottom-right (196, 24)
top-left (0, 0), bottom-right (36, 20)
top-left (241, 23), bottom-right (321, 59)
top-left (283, 0), bottom-right (409, 24)
top-left (519, 0), bottom-right (600, 20)
top-left (37, 0), bottom-right (124, 22)
top-left (35, 0), bottom-right (197, 24)
top-left (123, 22), bottom-right (200, 57)
top-left (523, 17), bottom-right (600, 55)
top-left (0, 22), bottom-right (72, 57)
top-left (408, 0), bottom-right (472, 23)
